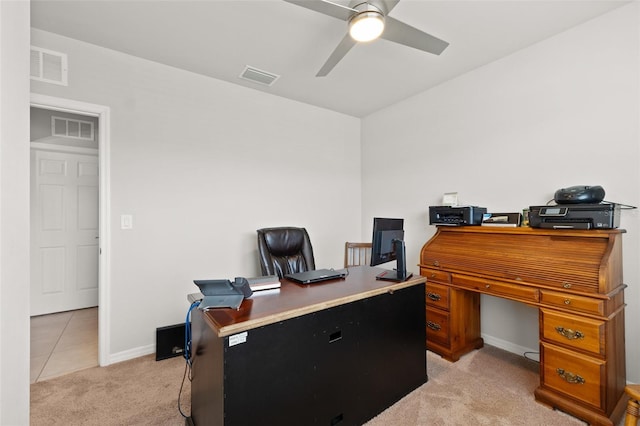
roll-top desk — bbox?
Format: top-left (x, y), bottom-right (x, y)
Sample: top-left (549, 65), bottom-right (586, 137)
top-left (419, 226), bottom-right (626, 426)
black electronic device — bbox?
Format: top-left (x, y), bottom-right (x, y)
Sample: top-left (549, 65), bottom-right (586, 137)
top-left (370, 217), bottom-right (412, 282)
top-left (554, 185), bottom-right (605, 204)
top-left (529, 203), bottom-right (619, 229)
top-left (429, 205), bottom-right (487, 226)
top-left (285, 268), bottom-right (347, 284)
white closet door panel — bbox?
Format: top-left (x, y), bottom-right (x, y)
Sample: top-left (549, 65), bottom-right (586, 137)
top-left (31, 149), bottom-right (99, 315)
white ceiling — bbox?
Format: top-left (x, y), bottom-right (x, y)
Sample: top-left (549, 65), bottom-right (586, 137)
top-left (30, 0), bottom-right (630, 117)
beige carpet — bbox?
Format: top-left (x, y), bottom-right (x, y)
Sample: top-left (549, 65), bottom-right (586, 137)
top-left (31, 354), bottom-right (190, 426)
top-left (31, 345), bottom-right (608, 425)
top-left (366, 345), bottom-right (586, 426)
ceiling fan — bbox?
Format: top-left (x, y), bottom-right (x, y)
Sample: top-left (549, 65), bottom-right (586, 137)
top-left (284, 0), bottom-right (449, 77)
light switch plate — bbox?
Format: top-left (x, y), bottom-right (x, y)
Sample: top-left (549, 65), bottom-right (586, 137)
top-left (121, 214), bottom-right (133, 229)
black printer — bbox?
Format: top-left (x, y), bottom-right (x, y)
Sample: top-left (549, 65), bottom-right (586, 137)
top-left (429, 205), bottom-right (487, 226)
top-left (528, 203), bottom-right (620, 230)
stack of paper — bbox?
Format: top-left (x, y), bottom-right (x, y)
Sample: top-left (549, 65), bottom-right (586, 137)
top-left (247, 275), bottom-right (281, 291)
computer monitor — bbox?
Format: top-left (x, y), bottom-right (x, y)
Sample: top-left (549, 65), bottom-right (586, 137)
top-left (370, 217), bottom-right (412, 282)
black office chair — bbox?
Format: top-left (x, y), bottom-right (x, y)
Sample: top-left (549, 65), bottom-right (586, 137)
top-left (256, 227), bottom-right (316, 278)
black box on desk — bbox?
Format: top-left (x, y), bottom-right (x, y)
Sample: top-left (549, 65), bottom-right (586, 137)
top-left (481, 212), bottom-right (522, 227)
top-left (429, 205), bottom-right (487, 226)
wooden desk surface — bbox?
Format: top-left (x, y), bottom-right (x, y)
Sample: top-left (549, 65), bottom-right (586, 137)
top-left (201, 266), bottom-right (426, 337)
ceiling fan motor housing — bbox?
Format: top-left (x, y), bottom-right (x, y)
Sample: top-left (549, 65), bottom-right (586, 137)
top-left (349, 3), bottom-right (385, 42)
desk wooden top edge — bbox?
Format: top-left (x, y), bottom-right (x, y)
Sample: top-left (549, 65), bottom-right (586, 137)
top-left (433, 225), bottom-right (625, 237)
top-left (209, 272), bottom-right (426, 338)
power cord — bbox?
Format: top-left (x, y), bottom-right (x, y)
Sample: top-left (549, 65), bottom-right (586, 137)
top-left (545, 198), bottom-right (637, 209)
top-left (331, 267), bottom-right (350, 277)
top-left (184, 300), bottom-right (200, 366)
top-left (603, 200), bottom-right (637, 209)
top-left (178, 360), bottom-right (191, 419)
top-left (178, 300), bottom-right (200, 419)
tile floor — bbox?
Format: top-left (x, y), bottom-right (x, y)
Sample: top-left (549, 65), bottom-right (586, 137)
top-left (30, 307), bottom-right (98, 383)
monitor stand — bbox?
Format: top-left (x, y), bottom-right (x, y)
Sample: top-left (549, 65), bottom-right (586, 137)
top-left (376, 270), bottom-right (413, 282)
top-left (375, 239), bottom-right (412, 282)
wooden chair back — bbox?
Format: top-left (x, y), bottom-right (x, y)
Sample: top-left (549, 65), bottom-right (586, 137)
top-left (344, 242), bottom-right (372, 268)
top-left (625, 385), bottom-right (640, 426)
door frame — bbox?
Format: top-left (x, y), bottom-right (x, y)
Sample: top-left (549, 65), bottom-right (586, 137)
top-left (30, 93), bottom-right (111, 366)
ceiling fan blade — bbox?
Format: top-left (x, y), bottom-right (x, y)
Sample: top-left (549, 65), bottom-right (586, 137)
top-left (284, 0), bottom-right (356, 21)
top-left (381, 16), bottom-right (449, 55)
top-left (316, 34), bottom-right (357, 77)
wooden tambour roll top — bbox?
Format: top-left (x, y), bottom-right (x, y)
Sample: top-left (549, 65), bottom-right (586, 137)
top-left (420, 226), bottom-right (625, 317)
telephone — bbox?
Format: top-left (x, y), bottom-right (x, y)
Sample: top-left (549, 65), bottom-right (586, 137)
top-left (193, 277), bottom-right (253, 310)
top-left (232, 277), bottom-right (253, 298)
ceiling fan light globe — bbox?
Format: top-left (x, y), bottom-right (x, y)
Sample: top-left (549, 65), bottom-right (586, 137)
top-left (349, 12), bottom-right (384, 42)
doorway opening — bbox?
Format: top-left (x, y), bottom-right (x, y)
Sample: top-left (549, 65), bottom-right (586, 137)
top-left (30, 107), bottom-right (99, 315)
top-left (30, 107), bottom-right (99, 381)
top-left (30, 94), bottom-right (111, 368)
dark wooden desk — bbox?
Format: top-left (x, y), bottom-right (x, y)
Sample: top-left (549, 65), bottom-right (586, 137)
top-left (190, 266), bottom-right (427, 426)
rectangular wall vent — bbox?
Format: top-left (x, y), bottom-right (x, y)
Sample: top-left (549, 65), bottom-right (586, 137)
top-left (31, 46), bottom-right (68, 86)
top-left (239, 66), bottom-right (280, 86)
top-left (51, 116), bottom-right (94, 141)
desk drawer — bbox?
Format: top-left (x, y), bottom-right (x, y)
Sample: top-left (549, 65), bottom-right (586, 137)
top-left (452, 274), bottom-right (539, 304)
top-left (422, 268), bottom-right (451, 284)
top-left (541, 342), bottom-right (605, 410)
top-left (540, 309), bottom-right (604, 356)
top-left (540, 290), bottom-right (605, 316)
top-left (426, 308), bottom-right (449, 347)
top-left (426, 282), bottom-right (450, 310)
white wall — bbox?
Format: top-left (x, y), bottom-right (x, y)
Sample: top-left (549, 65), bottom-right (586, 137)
top-left (4, 4), bottom-right (634, 423)
top-left (0, 1), bottom-right (31, 424)
top-left (362, 3), bottom-right (640, 382)
top-left (30, 29), bottom-right (361, 359)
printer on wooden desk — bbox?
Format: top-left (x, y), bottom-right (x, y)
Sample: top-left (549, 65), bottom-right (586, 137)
top-left (529, 203), bottom-right (620, 229)
top-left (429, 205), bottom-right (487, 226)
top-left (529, 185), bottom-right (620, 230)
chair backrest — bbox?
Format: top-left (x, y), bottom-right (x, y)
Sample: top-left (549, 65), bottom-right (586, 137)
top-left (344, 242), bottom-right (372, 268)
top-left (624, 385), bottom-right (640, 426)
top-left (257, 227), bottom-right (316, 278)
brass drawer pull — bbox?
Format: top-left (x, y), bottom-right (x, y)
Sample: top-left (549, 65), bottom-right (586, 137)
top-left (564, 299), bottom-right (571, 305)
top-left (556, 368), bottom-right (585, 384)
top-left (433, 261), bottom-right (440, 267)
top-left (427, 292), bottom-right (441, 302)
top-left (555, 326), bottom-right (584, 340)
top-left (485, 284), bottom-right (491, 289)
top-left (562, 282), bottom-right (572, 289)
top-left (427, 321), bottom-right (441, 331)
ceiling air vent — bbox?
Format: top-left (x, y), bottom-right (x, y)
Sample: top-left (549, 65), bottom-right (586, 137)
top-left (30, 46), bottom-right (68, 86)
top-left (239, 66), bottom-right (280, 86)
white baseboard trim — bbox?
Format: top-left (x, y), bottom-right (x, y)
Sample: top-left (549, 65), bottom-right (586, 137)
top-left (109, 336), bottom-right (536, 366)
top-left (481, 333), bottom-right (540, 362)
top-left (107, 344), bottom-right (155, 365)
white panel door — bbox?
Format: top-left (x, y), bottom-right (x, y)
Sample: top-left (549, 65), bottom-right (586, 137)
top-left (31, 149), bottom-right (99, 316)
